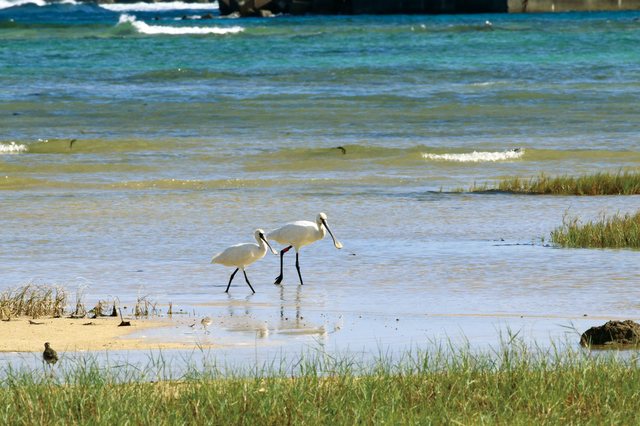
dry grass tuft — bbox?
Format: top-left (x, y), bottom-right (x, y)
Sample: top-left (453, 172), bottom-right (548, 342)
top-left (133, 288), bottom-right (162, 318)
top-left (70, 285), bottom-right (89, 318)
top-left (0, 280), bottom-right (68, 320)
top-left (0, 280), bottom-right (164, 322)
top-left (90, 297), bottom-right (120, 318)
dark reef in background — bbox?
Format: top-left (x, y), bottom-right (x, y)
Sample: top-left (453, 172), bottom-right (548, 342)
top-left (78, 0), bottom-right (640, 16)
top-left (218, 0), bottom-right (640, 16)
top-left (218, 0), bottom-right (507, 16)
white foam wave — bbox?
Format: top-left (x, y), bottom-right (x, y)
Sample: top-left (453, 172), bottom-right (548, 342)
top-left (0, 0), bottom-right (45, 8)
top-left (422, 149), bottom-right (524, 162)
top-left (117, 13), bottom-right (242, 35)
top-left (0, 0), bottom-right (77, 9)
top-left (0, 142), bottom-right (28, 154)
top-left (102, 1), bottom-right (218, 12)
top-left (472, 81), bottom-right (507, 86)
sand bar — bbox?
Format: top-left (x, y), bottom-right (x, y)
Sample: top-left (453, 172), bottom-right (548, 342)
top-left (0, 316), bottom-right (219, 353)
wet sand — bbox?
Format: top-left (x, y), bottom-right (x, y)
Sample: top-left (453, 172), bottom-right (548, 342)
top-left (0, 316), bottom-right (220, 353)
top-left (2, 309), bottom-right (637, 359)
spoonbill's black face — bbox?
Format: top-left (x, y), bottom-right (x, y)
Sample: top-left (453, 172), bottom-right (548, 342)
top-left (321, 218), bottom-right (342, 249)
top-left (260, 233), bottom-right (278, 255)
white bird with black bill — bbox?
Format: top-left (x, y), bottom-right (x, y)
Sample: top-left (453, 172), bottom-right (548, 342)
top-left (211, 229), bottom-right (278, 293)
top-left (266, 212), bottom-right (342, 285)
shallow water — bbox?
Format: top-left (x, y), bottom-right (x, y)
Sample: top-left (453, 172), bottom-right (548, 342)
top-left (2, 1), bottom-right (640, 366)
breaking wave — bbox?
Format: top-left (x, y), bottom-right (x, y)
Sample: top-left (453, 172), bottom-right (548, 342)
top-left (116, 13), bottom-right (242, 35)
top-left (422, 149), bottom-right (524, 162)
top-left (101, 1), bottom-right (219, 12)
top-left (0, 0), bottom-right (79, 9)
top-left (1, 0), bottom-right (48, 9)
top-left (0, 142), bottom-right (28, 154)
top-left (0, 0), bottom-right (218, 10)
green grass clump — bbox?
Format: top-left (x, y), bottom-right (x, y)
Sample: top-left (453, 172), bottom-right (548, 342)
top-left (465, 170), bottom-right (640, 195)
top-left (2, 337), bottom-right (640, 424)
top-left (551, 211), bottom-right (640, 248)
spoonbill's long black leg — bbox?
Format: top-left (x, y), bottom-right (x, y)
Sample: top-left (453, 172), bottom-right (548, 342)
top-left (225, 268), bottom-right (239, 293)
top-left (243, 270), bottom-right (256, 293)
top-left (274, 245), bottom-right (293, 285)
top-left (295, 252), bottom-right (304, 285)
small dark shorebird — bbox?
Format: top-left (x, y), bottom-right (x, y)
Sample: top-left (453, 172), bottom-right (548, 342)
top-left (43, 342), bottom-right (59, 365)
top-left (201, 317), bottom-right (212, 335)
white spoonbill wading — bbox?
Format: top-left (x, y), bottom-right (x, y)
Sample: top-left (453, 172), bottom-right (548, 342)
top-left (211, 229), bottom-right (278, 293)
top-left (266, 212), bottom-right (342, 285)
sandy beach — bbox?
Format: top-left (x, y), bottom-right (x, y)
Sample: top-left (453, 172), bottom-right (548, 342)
top-left (0, 316), bottom-right (219, 353)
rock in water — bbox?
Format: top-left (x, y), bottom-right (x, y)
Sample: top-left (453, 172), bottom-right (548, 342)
top-left (581, 320), bottom-right (640, 346)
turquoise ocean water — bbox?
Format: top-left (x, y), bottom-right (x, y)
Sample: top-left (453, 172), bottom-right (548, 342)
top-left (2, 1), bottom-right (640, 363)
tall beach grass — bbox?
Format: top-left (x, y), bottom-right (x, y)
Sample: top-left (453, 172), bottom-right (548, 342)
top-left (461, 170), bottom-right (640, 195)
top-left (2, 334), bottom-right (640, 424)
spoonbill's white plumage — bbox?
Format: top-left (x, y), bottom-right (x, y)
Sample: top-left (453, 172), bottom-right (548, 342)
top-left (266, 212), bottom-right (342, 285)
top-left (211, 229), bottom-right (278, 293)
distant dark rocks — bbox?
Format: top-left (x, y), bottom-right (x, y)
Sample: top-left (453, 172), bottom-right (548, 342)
top-left (581, 320), bottom-right (640, 346)
top-left (219, 0), bottom-right (287, 17)
top-left (201, 13), bottom-right (214, 19)
top-left (217, 0), bottom-right (507, 16)
top-left (80, 0), bottom-right (217, 4)
top-left (248, 8), bottom-right (274, 17)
